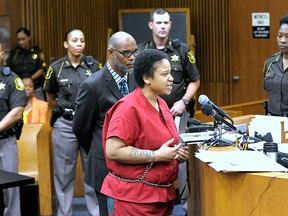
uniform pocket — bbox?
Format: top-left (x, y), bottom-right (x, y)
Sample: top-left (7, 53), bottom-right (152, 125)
top-left (58, 80), bottom-right (73, 96)
top-left (171, 63), bottom-right (183, 84)
top-left (264, 72), bottom-right (276, 91)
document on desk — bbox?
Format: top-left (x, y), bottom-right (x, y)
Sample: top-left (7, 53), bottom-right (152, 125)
top-left (180, 132), bottom-right (215, 143)
top-left (195, 150), bottom-right (288, 172)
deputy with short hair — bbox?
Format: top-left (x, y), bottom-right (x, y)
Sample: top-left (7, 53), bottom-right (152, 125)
top-left (0, 43), bottom-right (27, 216)
top-left (44, 29), bottom-right (101, 216)
top-left (138, 8), bottom-right (200, 118)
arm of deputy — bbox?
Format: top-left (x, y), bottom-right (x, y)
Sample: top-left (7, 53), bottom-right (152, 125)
top-left (31, 68), bottom-right (45, 80)
top-left (46, 92), bottom-right (59, 109)
top-left (106, 137), bottom-right (181, 164)
top-left (0, 107), bottom-right (24, 132)
top-left (170, 79), bottom-right (200, 117)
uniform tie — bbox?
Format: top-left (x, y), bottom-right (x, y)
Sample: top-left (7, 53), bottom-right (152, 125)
top-left (119, 80), bottom-right (129, 96)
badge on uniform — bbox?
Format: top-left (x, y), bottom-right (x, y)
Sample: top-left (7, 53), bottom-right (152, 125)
top-left (15, 78), bottom-right (25, 91)
top-left (0, 82), bottom-right (6, 90)
top-left (32, 54), bottom-right (38, 60)
top-left (187, 51), bottom-right (196, 64)
top-left (86, 70), bottom-right (92, 76)
top-left (171, 54), bottom-right (180, 62)
top-left (45, 66), bottom-right (53, 79)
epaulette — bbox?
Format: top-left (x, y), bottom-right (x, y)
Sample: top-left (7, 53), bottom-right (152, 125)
top-left (50, 57), bottom-right (66, 67)
top-left (138, 41), bottom-right (151, 50)
top-left (267, 52), bottom-right (281, 63)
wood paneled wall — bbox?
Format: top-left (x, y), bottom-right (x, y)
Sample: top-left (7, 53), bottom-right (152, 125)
top-left (19, 0), bottom-right (229, 106)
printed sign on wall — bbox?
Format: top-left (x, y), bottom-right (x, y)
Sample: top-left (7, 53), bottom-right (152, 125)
top-left (252, 13), bottom-right (270, 38)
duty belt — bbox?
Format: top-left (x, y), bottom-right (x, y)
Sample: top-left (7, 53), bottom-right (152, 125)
top-left (108, 162), bottom-right (173, 188)
top-left (0, 128), bottom-right (15, 140)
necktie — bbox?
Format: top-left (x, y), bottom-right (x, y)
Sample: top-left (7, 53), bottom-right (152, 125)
top-left (119, 80), bottom-right (129, 96)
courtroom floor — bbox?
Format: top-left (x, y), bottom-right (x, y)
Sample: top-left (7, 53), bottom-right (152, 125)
top-left (52, 197), bottom-right (187, 216)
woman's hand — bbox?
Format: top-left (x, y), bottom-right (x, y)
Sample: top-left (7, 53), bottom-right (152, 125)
top-left (153, 138), bottom-right (181, 162)
top-left (175, 146), bottom-right (189, 163)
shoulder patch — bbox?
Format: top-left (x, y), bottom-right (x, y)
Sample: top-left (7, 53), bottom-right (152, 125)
top-left (187, 51), bottom-right (196, 64)
top-left (45, 66), bottom-right (53, 79)
top-left (15, 78), bottom-right (25, 90)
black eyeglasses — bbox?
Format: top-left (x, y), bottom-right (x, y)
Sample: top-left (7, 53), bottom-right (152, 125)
top-left (111, 48), bottom-right (140, 58)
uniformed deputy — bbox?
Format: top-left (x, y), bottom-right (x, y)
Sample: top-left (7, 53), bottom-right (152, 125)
top-left (0, 43), bottom-right (27, 216)
top-left (138, 8), bottom-right (200, 119)
top-left (264, 15), bottom-right (288, 116)
top-left (43, 29), bottom-right (102, 216)
top-left (138, 8), bottom-right (200, 215)
top-left (5, 27), bottom-right (47, 100)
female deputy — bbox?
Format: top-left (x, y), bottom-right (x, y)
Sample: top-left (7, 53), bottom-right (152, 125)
top-left (101, 49), bottom-right (189, 216)
top-left (264, 15), bottom-right (288, 116)
top-left (5, 27), bottom-right (47, 100)
top-left (44, 28), bottom-right (101, 216)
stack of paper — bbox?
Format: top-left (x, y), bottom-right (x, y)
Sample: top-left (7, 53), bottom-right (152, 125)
top-left (195, 150), bottom-right (288, 172)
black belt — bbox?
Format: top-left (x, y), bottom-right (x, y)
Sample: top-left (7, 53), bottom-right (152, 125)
top-left (0, 128), bottom-right (15, 140)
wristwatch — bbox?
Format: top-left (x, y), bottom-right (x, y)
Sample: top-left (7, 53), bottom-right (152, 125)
top-left (182, 98), bottom-right (189, 106)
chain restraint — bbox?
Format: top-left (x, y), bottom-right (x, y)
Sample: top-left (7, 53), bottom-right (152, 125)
top-left (108, 162), bottom-right (173, 188)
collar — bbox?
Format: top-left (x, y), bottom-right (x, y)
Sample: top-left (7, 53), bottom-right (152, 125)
top-left (62, 55), bottom-right (87, 68)
top-left (107, 61), bottom-right (128, 85)
top-left (147, 39), bottom-right (174, 52)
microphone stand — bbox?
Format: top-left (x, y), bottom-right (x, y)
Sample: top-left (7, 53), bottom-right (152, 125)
top-left (205, 118), bottom-right (237, 150)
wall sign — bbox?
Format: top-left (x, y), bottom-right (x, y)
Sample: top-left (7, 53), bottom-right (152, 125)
top-left (252, 13), bottom-right (270, 38)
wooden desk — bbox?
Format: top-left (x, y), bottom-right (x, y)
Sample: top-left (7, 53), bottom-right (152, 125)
top-left (0, 170), bottom-right (35, 189)
top-left (199, 161), bottom-right (288, 216)
top-left (187, 144), bottom-right (288, 216)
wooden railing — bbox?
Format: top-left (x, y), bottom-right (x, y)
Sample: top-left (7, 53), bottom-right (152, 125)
top-left (193, 99), bottom-right (266, 123)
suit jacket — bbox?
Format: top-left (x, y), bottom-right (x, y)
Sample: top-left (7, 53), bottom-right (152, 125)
top-left (73, 64), bottom-right (138, 191)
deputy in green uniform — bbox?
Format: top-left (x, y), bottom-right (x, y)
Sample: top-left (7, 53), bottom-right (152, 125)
top-left (0, 43), bottom-right (27, 216)
top-left (138, 8), bottom-right (200, 118)
top-left (5, 27), bottom-right (47, 100)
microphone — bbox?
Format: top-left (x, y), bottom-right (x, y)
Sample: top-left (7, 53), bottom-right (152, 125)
top-left (198, 94), bottom-right (234, 124)
top-left (201, 103), bottom-right (243, 135)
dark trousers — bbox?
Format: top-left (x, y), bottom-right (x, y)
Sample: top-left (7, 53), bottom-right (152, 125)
top-left (96, 191), bottom-right (108, 216)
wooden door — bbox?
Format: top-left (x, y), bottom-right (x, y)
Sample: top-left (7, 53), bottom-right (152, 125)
top-left (229, 0), bottom-right (287, 104)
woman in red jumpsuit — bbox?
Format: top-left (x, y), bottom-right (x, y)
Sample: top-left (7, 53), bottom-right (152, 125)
top-left (101, 49), bottom-right (189, 216)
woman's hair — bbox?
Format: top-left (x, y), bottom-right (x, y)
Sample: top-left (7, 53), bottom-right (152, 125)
top-left (64, 28), bottom-right (82, 41)
top-left (133, 49), bottom-right (168, 88)
top-left (16, 27), bottom-right (31, 36)
top-left (279, 15), bottom-right (288, 27)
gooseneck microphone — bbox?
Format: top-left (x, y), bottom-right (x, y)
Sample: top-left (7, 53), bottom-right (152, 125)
top-left (198, 94), bottom-right (234, 125)
top-left (201, 102), bottom-right (243, 135)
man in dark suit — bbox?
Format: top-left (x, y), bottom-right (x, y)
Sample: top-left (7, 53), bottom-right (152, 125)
top-left (72, 31), bottom-right (138, 216)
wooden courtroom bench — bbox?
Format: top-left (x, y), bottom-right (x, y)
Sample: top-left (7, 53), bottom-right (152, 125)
top-left (17, 122), bottom-right (85, 216)
top-left (18, 123), bottom-right (53, 216)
